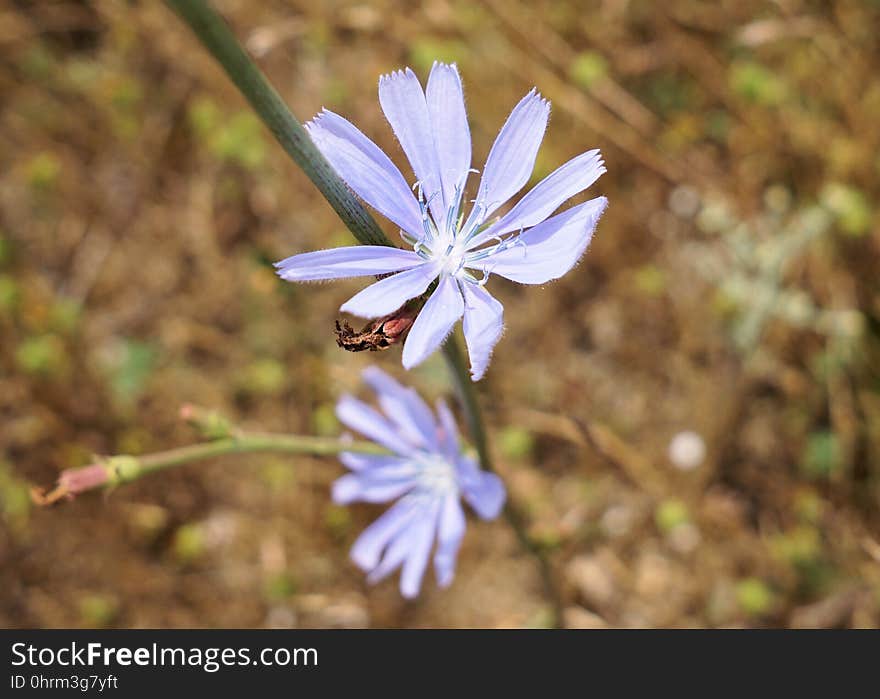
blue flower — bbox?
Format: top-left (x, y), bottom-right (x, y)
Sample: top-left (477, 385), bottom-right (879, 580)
top-left (275, 63), bottom-right (607, 380)
top-left (333, 367), bottom-right (505, 598)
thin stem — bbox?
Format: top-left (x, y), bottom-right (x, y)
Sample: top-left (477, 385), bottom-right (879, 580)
top-left (34, 433), bottom-right (385, 505)
top-left (441, 337), bottom-right (489, 468)
top-left (165, 0), bottom-right (391, 247)
top-left (135, 433), bottom-right (385, 472)
top-left (442, 337), bottom-right (565, 628)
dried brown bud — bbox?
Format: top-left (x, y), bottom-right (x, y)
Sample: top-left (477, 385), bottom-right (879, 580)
top-left (335, 304), bottom-right (419, 352)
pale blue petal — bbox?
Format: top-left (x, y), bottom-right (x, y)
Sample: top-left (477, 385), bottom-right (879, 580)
top-left (378, 69), bottom-right (445, 222)
top-left (344, 459), bottom-right (420, 482)
top-left (473, 149), bottom-right (605, 245)
top-left (461, 283), bottom-right (504, 381)
top-left (399, 501), bottom-right (441, 598)
top-left (274, 246), bottom-right (424, 282)
top-left (361, 366), bottom-right (439, 448)
top-left (478, 197), bottom-right (607, 285)
top-left (306, 109), bottom-right (423, 236)
top-left (365, 528), bottom-right (414, 584)
top-left (340, 262), bottom-right (438, 319)
top-left (434, 399), bottom-right (460, 461)
top-left (459, 456), bottom-right (506, 520)
top-left (433, 494), bottom-right (466, 588)
top-left (336, 395), bottom-right (414, 455)
top-left (466, 89), bottom-right (550, 228)
top-left (426, 62), bottom-right (471, 214)
top-left (332, 472), bottom-right (416, 504)
top-left (350, 498), bottom-right (420, 571)
top-left (339, 453), bottom-right (407, 472)
top-left (364, 500), bottom-right (439, 596)
top-left (401, 275), bottom-right (465, 369)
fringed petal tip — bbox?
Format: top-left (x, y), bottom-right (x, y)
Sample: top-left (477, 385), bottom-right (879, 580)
top-left (378, 67), bottom-right (417, 87)
top-left (304, 107), bottom-right (331, 132)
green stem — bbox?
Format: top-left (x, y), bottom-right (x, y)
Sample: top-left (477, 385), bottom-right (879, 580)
top-left (442, 338), bottom-right (565, 628)
top-left (131, 434), bottom-right (385, 477)
top-left (441, 338), bottom-right (489, 468)
top-left (165, 0), bottom-right (391, 247)
top-left (39, 433), bottom-right (384, 504)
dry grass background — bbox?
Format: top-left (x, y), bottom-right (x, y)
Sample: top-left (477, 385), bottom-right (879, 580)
top-left (1, 0), bottom-right (879, 628)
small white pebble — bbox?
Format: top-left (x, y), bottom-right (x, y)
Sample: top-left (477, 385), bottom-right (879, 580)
top-left (668, 185), bottom-right (701, 219)
top-left (668, 522), bottom-right (702, 554)
top-left (668, 430), bottom-right (706, 471)
top-left (265, 606), bottom-right (298, 629)
top-left (600, 504), bottom-right (633, 538)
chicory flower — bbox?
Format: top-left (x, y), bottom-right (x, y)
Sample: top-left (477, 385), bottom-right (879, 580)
top-left (334, 367), bottom-right (505, 598)
top-left (275, 63), bottom-right (607, 379)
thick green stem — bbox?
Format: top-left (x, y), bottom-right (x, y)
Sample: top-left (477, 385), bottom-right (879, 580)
top-left (165, 0), bottom-right (391, 247)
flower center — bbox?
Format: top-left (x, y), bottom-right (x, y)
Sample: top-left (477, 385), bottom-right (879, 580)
top-left (414, 454), bottom-right (458, 496)
top-left (433, 242), bottom-right (467, 277)
top-left (403, 177), bottom-right (526, 285)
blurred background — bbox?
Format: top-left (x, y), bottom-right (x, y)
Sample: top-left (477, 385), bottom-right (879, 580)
top-left (1, 0), bottom-right (879, 628)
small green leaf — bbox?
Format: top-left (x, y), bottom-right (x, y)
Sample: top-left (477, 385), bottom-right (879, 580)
top-left (735, 578), bottom-right (774, 617)
top-left (730, 61), bottom-right (787, 106)
top-left (820, 183), bottom-right (872, 237)
top-left (16, 334), bottom-right (65, 377)
top-left (801, 430), bottom-right (840, 479)
top-left (26, 152), bottom-right (62, 191)
top-left (655, 498), bottom-right (690, 533)
top-left (568, 51), bottom-right (608, 89)
top-left (172, 523), bottom-right (206, 563)
top-left (498, 426), bottom-right (535, 460)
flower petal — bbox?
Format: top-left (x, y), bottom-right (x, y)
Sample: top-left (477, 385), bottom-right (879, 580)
top-left (339, 453), bottom-right (407, 472)
top-left (350, 498), bottom-right (420, 571)
top-left (340, 262), bottom-right (438, 319)
top-left (433, 494), bottom-right (466, 588)
top-left (461, 283), bottom-right (504, 381)
top-left (378, 69), bottom-right (445, 222)
top-left (435, 399), bottom-right (461, 461)
top-left (479, 197), bottom-right (607, 285)
top-left (467, 89), bottom-right (550, 227)
top-left (399, 501), bottom-right (441, 598)
top-left (364, 499), bottom-right (439, 597)
top-left (336, 395), bottom-right (413, 454)
top-left (426, 62), bottom-right (471, 213)
top-left (307, 109), bottom-right (423, 236)
top-left (459, 460), bottom-right (506, 520)
top-left (332, 472), bottom-right (416, 504)
top-left (361, 366), bottom-right (439, 449)
top-left (401, 275), bottom-right (465, 369)
top-left (473, 149), bottom-right (605, 245)
top-left (274, 246), bottom-right (424, 282)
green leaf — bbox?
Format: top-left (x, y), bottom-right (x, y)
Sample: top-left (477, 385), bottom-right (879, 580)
top-left (729, 61), bottom-right (787, 106)
top-left (735, 578), bottom-right (774, 617)
top-left (820, 183), bottom-right (872, 237)
top-left (801, 430), bottom-right (840, 479)
top-left (568, 51), bottom-right (608, 90)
